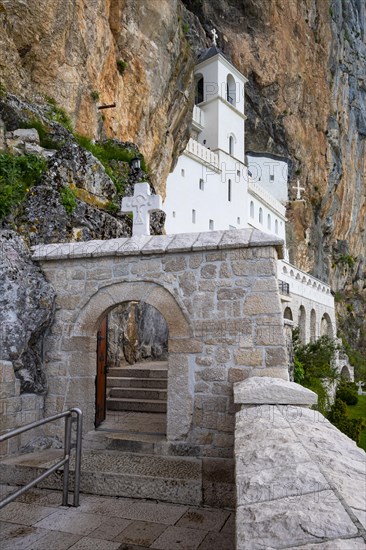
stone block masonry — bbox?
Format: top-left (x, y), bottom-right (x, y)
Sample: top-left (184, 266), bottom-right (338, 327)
top-left (32, 228), bottom-right (288, 458)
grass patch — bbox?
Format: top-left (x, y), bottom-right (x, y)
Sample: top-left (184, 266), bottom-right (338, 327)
top-left (59, 186), bottom-right (77, 215)
top-left (347, 394), bottom-right (366, 451)
top-left (19, 118), bottom-right (61, 150)
top-left (0, 153), bottom-right (47, 220)
top-left (44, 96), bottom-right (73, 132)
top-left (74, 135), bottom-right (147, 196)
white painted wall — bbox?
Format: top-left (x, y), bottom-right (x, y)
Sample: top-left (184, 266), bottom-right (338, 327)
top-left (247, 154), bottom-right (289, 204)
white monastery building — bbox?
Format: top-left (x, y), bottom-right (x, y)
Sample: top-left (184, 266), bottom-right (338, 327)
top-left (163, 39), bottom-right (353, 380)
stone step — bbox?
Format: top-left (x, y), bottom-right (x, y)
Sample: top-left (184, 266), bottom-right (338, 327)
top-left (107, 397), bottom-right (167, 413)
top-left (0, 449), bottom-right (202, 506)
top-left (109, 387), bottom-right (167, 401)
top-left (107, 377), bottom-right (168, 389)
top-left (108, 368), bottom-right (168, 379)
top-left (104, 432), bottom-right (165, 453)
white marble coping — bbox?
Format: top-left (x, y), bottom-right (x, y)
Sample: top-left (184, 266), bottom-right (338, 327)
top-left (31, 228), bottom-right (284, 261)
top-left (234, 377), bottom-right (318, 406)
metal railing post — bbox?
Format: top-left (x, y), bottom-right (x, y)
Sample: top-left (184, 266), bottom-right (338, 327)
top-left (0, 408), bottom-right (83, 510)
top-left (71, 408), bottom-right (83, 507)
top-left (62, 414), bottom-right (72, 506)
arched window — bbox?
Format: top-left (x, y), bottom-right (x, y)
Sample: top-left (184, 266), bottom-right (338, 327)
top-left (284, 307), bottom-right (293, 321)
top-left (310, 309), bottom-right (316, 342)
top-left (250, 201), bottom-right (254, 218)
top-left (226, 74), bottom-right (236, 105)
top-left (195, 76), bottom-right (204, 104)
top-left (275, 219), bottom-right (279, 234)
top-left (229, 136), bottom-right (234, 156)
top-left (228, 179), bottom-right (232, 201)
top-left (267, 214), bottom-right (271, 230)
top-left (259, 207), bottom-right (263, 224)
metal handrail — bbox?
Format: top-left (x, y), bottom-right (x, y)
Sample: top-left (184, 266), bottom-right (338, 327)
top-left (0, 408), bottom-right (82, 509)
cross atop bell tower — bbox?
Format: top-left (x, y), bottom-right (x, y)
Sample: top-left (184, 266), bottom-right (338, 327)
top-left (211, 28), bottom-right (218, 46)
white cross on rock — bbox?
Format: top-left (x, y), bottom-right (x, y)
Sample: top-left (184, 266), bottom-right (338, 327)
top-left (292, 180), bottom-right (305, 201)
top-left (121, 182), bottom-right (163, 236)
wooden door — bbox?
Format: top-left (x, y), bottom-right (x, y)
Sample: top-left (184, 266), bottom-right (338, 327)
top-left (95, 316), bottom-right (108, 428)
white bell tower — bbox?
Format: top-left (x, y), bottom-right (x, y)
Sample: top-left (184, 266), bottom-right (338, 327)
top-left (193, 35), bottom-right (248, 164)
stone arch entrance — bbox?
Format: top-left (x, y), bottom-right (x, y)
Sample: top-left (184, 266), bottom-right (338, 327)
top-left (95, 300), bottom-right (169, 433)
top-left (69, 281), bottom-right (192, 439)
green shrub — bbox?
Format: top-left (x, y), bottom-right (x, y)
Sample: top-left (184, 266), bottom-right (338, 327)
top-left (0, 153), bottom-right (47, 220)
top-left (0, 82), bottom-right (6, 98)
top-left (59, 186), bottom-right (77, 215)
top-left (327, 398), bottom-right (364, 443)
top-left (336, 382), bottom-right (358, 406)
top-left (293, 329), bottom-right (338, 414)
top-left (91, 90), bottom-right (100, 101)
top-left (117, 59), bottom-right (127, 75)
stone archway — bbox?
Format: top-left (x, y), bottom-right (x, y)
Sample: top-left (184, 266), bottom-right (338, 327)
top-left (340, 365), bottom-right (351, 381)
top-left (60, 281), bottom-right (192, 440)
top-left (320, 313), bottom-right (333, 339)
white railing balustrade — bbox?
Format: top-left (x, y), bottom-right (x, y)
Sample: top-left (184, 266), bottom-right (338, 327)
top-left (248, 179), bottom-right (286, 217)
top-left (185, 138), bottom-right (219, 169)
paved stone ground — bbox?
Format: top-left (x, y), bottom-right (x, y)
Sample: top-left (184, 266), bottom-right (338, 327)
top-left (0, 485), bottom-right (235, 549)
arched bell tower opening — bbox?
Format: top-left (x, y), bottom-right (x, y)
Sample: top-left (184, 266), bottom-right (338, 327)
top-left (96, 301), bottom-right (169, 439)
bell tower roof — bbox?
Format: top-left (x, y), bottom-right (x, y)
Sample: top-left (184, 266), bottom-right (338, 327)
top-left (197, 45), bottom-right (230, 64)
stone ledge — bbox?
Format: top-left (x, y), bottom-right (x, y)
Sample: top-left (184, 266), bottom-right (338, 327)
top-left (234, 376), bottom-right (317, 406)
top-left (31, 228), bottom-right (284, 261)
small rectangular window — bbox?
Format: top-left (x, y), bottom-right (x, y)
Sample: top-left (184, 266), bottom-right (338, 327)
top-left (181, 169), bottom-right (185, 177)
top-left (237, 217), bottom-right (240, 224)
top-left (199, 178), bottom-right (204, 191)
top-left (209, 219), bottom-right (214, 230)
top-left (228, 179), bottom-right (232, 202)
top-left (270, 174), bottom-right (275, 181)
top-left (172, 211), bottom-right (176, 218)
top-left (192, 209), bottom-right (196, 224)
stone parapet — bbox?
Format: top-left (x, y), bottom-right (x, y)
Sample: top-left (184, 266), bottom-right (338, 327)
top-left (32, 228), bottom-right (284, 261)
top-left (234, 377), bottom-right (366, 549)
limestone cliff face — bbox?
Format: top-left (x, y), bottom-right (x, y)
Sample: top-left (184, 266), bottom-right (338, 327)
top-left (183, 0), bottom-right (366, 352)
top-left (0, 0), bottom-right (195, 195)
top-left (1, 0), bottom-right (365, 351)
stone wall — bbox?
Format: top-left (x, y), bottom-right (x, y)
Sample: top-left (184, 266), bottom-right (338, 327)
top-left (0, 360), bottom-right (45, 457)
top-left (32, 228), bottom-right (287, 458)
top-left (234, 377), bottom-right (366, 549)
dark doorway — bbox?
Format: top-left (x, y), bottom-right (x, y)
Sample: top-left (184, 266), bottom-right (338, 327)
top-left (95, 316), bottom-right (108, 428)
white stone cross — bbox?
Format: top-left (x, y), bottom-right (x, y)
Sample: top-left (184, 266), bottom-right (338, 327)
top-left (357, 381), bottom-right (363, 395)
top-left (121, 182), bottom-right (163, 237)
top-left (292, 179), bottom-right (305, 201)
top-left (211, 28), bottom-right (218, 46)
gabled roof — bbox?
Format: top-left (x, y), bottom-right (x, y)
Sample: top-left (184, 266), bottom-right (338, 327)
top-left (197, 45), bottom-right (230, 64)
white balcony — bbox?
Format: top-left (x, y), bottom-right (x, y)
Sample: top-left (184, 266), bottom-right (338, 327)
top-left (278, 260), bottom-right (334, 307)
top-left (248, 179), bottom-right (286, 218)
top-left (192, 105), bottom-right (205, 130)
top-left (185, 138), bottom-right (219, 170)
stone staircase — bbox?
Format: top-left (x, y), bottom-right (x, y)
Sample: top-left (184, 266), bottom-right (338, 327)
top-left (106, 361), bottom-right (168, 414)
